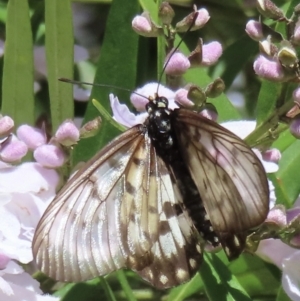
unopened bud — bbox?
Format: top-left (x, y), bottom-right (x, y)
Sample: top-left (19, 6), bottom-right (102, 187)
top-left (187, 85), bottom-right (206, 107)
top-left (292, 20), bottom-right (300, 45)
top-left (34, 144), bottom-right (65, 168)
top-left (205, 78), bottom-right (225, 98)
top-left (0, 138), bottom-right (28, 163)
top-left (245, 20), bottom-right (264, 41)
top-left (0, 116), bottom-right (14, 138)
top-left (290, 117), bottom-right (300, 138)
top-left (174, 88), bottom-right (194, 108)
top-left (55, 120), bottom-right (80, 146)
top-left (17, 125), bottom-right (46, 150)
top-left (132, 12), bottom-right (161, 37)
top-left (80, 117), bottom-right (102, 139)
top-left (253, 55), bottom-right (285, 81)
top-left (201, 42), bottom-right (223, 66)
top-left (176, 8), bottom-right (210, 32)
top-left (262, 148), bottom-right (281, 163)
top-left (158, 2), bottom-right (175, 25)
top-left (164, 51), bottom-right (190, 76)
top-left (256, 0), bottom-right (286, 21)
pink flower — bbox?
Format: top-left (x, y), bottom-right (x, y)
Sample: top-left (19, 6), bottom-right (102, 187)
top-left (201, 41), bottom-right (223, 66)
top-left (256, 199), bottom-right (300, 301)
top-left (253, 55), bottom-right (285, 81)
top-left (164, 52), bottom-right (190, 76)
top-left (245, 20), bottom-right (264, 41)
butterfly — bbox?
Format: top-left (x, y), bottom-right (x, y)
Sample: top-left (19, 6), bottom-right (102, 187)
top-left (32, 94), bottom-right (270, 289)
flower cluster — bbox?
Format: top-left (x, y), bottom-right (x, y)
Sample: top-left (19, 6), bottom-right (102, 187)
top-left (245, 0), bottom-right (300, 138)
top-left (132, 3), bottom-right (222, 90)
top-left (0, 160), bottom-right (59, 300)
top-left (0, 115), bottom-right (101, 168)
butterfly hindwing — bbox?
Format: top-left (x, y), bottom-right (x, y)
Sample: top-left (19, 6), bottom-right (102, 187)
top-left (33, 124), bottom-right (203, 288)
top-left (136, 147), bottom-right (202, 288)
top-left (172, 108), bottom-right (269, 258)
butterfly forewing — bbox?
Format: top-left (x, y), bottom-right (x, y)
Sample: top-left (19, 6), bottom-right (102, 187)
top-left (33, 123), bottom-right (203, 288)
top-left (173, 109), bottom-right (269, 258)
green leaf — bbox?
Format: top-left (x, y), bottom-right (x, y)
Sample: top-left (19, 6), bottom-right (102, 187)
top-left (116, 270), bottom-right (137, 301)
top-left (2, 0), bottom-right (34, 127)
top-left (73, 0), bottom-right (140, 164)
top-left (167, 273), bottom-right (204, 301)
top-left (228, 254), bottom-right (280, 297)
top-left (213, 35), bottom-right (257, 90)
top-left (54, 277), bottom-right (117, 301)
top-left (45, 0), bottom-right (74, 132)
top-left (270, 140), bottom-right (300, 207)
top-left (200, 253), bottom-right (251, 301)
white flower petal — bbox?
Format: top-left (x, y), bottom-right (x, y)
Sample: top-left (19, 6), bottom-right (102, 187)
top-left (109, 94), bottom-right (144, 127)
top-left (256, 239), bottom-right (296, 268)
top-left (0, 163), bottom-right (59, 194)
top-left (221, 120), bottom-right (256, 139)
top-left (282, 251), bottom-right (300, 301)
top-left (0, 277), bottom-right (13, 296)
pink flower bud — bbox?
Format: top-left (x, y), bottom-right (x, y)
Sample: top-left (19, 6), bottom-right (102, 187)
top-left (0, 139), bottom-right (28, 162)
top-left (293, 20), bottom-right (300, 45)
top-left (0, 252), bottom-right (10, 269)
top-left (132, 12), bottom-right (160, 37)
top-left (245, 20), bottom-right (264, 41)
top-left (34, 144), bottom-right (65, 168)
top-left (290, 118), bottom-right (300, 138)
top-left (0, 116), bottom-right (14, 138)
top-left (174, 88), bottom-right (194, 107)
top-left (201, 41), bottom-right (222, 66)
top-left (176, 8), bottom-right (210, 32)
top-left (55, 120), bottom-right (80, 146)
top-left (266, 206), bottom-right (287, 227)
top-left (253, 55), bottom-right (285, 81)
top-left (17, 125), bottom-right (46, 150)
top-left (164, 52), bottom-right (190, 76)
top-left (194, 8), bottom-right (210, 29)
top-left (199, 109), bottom-right (218, 121)
top-left (293, 87), bottom-right (300, 103)
top-left (262, 148), bottom-right (281, 163)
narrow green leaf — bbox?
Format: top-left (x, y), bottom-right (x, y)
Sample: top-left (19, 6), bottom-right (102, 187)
top-left (73, 0), bottom-right (140, 164)
top-left (215, 35), bottom-right (257, 89)
top-left (2, 0), bottom-right (34, 127)
top-left (200, 253), bottom-right (251, 301)
top-left (45, 0), bottom-right (74, 132)
top-left (167, 273), bottom-right (204, 301)
top-left (100, 277), bottom-right (118, 301)
top-left (116, 270), bottom-right (137, 301)
top-left (271, 140), bottom-right (300, 206)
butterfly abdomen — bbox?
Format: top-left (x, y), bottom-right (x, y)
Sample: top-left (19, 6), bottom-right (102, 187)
top-left (146, 97), bottom-right (220, 247)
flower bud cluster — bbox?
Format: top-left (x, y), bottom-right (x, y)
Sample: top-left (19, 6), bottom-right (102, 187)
top-left (131, 2), bottom-right (223, 113)
top-left (245, 1), bottom-right (300, 138)
top-left (0, 115), bottom-right (101, 168)
top-left (132, 3), bottom-right (222, 84)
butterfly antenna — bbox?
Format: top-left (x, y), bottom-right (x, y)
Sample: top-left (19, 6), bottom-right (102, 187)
top-left (156, 11), bottom-right (199, 95)
top-left (59, 78), bottom-right (149, 100)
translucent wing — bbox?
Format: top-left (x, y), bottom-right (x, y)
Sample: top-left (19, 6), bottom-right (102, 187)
top-left (173, 109), bottom-right (269, 259)
top-left (32, 125), bottom-right (202, 289)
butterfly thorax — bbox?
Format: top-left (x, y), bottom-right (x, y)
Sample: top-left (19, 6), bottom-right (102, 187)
top-left (146, 96), bottom-right (219, 247)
